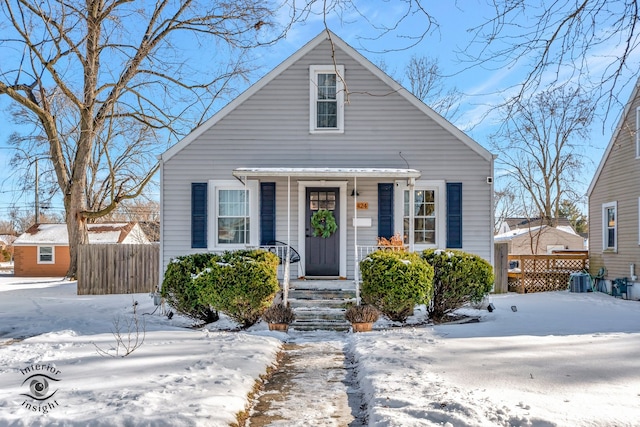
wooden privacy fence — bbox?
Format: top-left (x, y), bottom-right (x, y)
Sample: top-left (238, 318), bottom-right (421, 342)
top-left (507, 252), bottom-right (589, 294)
top-left (77, 244), bottom-right (159, 295)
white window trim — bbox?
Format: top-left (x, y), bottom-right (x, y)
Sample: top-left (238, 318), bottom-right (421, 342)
top-left (37, 245), bottom-right (55, 264)
top-left (394, 180), bottom-right (446, 251)
top-left (602, 201), bottom-right (617, 252)
top-left (309, 64), bottom-right (345, 134)
top-left (208, 180), bottom-right (259, 250)
top-left (636, 107), bottom-right (640, 158)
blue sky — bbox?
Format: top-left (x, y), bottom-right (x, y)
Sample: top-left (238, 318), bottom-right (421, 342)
top-left (0, 1), bottom-right (633, 221)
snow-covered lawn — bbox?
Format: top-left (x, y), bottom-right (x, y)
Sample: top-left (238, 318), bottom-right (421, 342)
top-left (354, 292), bottom-right (640, 426)
top-left (1, 274), bottom-right (639, 426)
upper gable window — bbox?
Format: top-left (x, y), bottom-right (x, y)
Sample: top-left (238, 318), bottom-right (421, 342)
top-left (310, 65), bottom-right (344, 133)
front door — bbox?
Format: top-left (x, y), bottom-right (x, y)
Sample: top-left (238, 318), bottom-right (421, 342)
top-left (305, 187), bottom-right (340, 276)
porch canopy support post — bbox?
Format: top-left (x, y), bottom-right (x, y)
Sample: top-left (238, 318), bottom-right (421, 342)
top-left (284, 175), bottom-right (291, 305)
top-left (353, 175), bottom-right (360, 305)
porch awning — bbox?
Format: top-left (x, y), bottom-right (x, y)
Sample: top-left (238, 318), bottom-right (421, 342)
top-left (232, 167), bottom-right (421, 178)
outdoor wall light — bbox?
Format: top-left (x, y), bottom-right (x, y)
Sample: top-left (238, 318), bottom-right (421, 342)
top-left (351, 189), bottom-right (359, 197)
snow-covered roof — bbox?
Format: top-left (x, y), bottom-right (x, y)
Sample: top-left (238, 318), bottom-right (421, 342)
top-left (494, 224), bottom-right (581, 242)
top-left (232, 167), bottom-right (422, 178)
top-left (494, 226), bottom-right (543, 242)
top-left (0, 235), bottom-right (16, 246)
top-left (13, 223), bottom-right (149, 246)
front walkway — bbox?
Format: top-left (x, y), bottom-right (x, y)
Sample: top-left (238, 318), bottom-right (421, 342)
top-left (248, 332), bottom-right (366, 426)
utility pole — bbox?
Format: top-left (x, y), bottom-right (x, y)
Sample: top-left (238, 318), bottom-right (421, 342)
top-left (34, 159), bottom-right (39, 224)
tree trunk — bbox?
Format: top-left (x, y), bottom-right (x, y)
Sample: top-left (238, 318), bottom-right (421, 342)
top-left (65, 186), bottom-right (89, 279)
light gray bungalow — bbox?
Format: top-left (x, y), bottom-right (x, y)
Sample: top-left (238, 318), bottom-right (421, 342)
top-left (587, 76), bottom-right (640, 299)
top-left (158, 30), bottom-right (495, 290)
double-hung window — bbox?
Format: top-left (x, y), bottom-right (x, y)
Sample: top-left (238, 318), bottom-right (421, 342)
top-left (217, 189), bottom-right (250, 244)
top-left (38, 246), bottom-right (54, 264)
top-left (602, 201), bottom-right (617, 251)
top-left (310, 65), bottom-right (344, 133)
top-left (395, 180), bottom-right (445, 249)
top-left (405, 189), bottom-right (436, 244)
top-left (211, 180), bottom-right (259, 248)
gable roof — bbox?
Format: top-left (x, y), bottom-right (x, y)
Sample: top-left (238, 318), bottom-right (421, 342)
top-left (159, 29), bottom-right (494, 163)
top-left (587, 76), bottom-right (640, 196)
top-left (13, 223), bottom-right (149, 246)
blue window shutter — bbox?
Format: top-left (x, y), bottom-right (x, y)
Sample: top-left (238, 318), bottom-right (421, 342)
top-left (191, 183), bottom-right (207, 248)
top-left (446, 182), bottom-right (463, 248)
top-left (260, 182), bottom-right (276, 245)
top-left (378, 183), bottom-right (394, 239)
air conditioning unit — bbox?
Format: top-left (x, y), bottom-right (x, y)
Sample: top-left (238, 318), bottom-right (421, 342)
top-left (569, 273), bottom-right (591, 293)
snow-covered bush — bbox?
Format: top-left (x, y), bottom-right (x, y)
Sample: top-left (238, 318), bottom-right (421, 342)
top-left (194, 250), bottom-right (280, 328)
top-left (344, 304), bottom-right (380, 323)
top-left (421, 249), bottom-right (494, 322)
top-left (161, 253), bottom-right (220, 324)
top-left (262, 303), bottom-right (295, 324)
top-left (359, 250), bottom-right (433, 322)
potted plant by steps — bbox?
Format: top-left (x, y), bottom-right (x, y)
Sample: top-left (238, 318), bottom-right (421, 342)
top-left (262, 303), bottom-right (296, 332)
top-left (345, 305), bottom-right (379, 332)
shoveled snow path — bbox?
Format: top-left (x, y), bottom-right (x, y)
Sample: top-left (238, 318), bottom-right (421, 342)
top-left (249, 332), bottom-right (366, 426)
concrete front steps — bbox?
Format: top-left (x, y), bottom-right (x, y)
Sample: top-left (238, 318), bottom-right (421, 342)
top-left (287, 280), bottom-right (357, 331)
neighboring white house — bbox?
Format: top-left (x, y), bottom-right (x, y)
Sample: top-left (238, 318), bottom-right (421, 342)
top-left (158, 30), bottom-right (495, 283)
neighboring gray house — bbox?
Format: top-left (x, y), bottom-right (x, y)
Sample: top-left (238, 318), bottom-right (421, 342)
top-left (588, 76), bottom-right (640, 299)
top-left (158, 30), bottom-right (495, 283)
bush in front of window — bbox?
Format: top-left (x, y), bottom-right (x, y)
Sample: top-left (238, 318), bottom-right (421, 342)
top-left (421, 249), bottom-right (494, 323)
top-left (161, 253), bottom-right (220, 324)
top-left (359, 250), bottom-right (434, 322)
top-left (194, 250), bottom-right (280, 328)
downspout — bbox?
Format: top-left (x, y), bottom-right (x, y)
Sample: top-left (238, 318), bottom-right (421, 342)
top-left (157, 156), bottom-right (164, 291)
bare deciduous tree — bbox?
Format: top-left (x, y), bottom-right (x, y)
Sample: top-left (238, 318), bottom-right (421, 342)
top-left (0, 0), bottom-right (294, 277)
top-left (491, 85), bottom-right (595, 226)
top-left (405, 55), bottom-right (462, 121)
top-left (466, 0), bottom-right (640, 117)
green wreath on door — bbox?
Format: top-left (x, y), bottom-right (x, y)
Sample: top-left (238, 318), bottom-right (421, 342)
top-left (311, 209), bottom-right (338, 238)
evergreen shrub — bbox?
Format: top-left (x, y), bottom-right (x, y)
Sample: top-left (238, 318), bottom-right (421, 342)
top-left (161, 253), bottom-right (219, 323)
top-left (359, 250), bottom-right (434, 322)
top-left (194, 250), bottom-right (280, 328)
top-left (421, 249), bottom-right (494, 322)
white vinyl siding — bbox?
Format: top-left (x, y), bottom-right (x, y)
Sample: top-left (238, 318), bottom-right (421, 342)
top-left (309, 65), bottom-right (344, 133)
top-left (160, 38), bottom-right (493, 278)
top-left (38, 246), bottom-right (54, 264)
top-left (603, 201), bottom-right (617, 252)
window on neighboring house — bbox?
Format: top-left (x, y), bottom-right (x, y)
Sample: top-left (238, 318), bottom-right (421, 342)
top-left (395, 181), bottom-right (446, 249)
top-left (38, 246), bottom-right (54, 264)
top-left (212, 180), bottom-right (259, 248)
top-left (603, 201), bottom-right (617, 251)
top-left (310, 65), bottom-right (344, 133)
